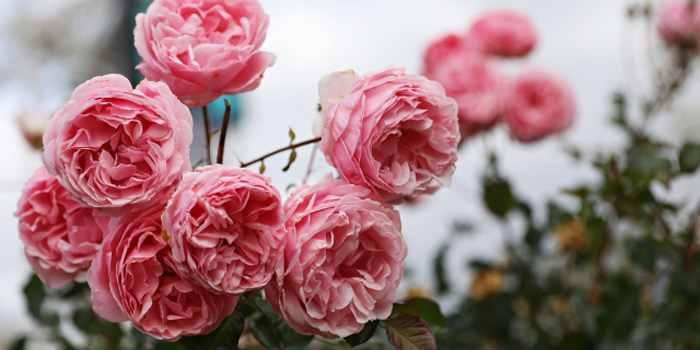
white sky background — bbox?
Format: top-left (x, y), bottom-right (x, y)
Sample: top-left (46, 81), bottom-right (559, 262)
top-left (3, 0), bottom-right (700, 344)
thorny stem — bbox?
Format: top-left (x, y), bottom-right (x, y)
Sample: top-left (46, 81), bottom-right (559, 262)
top-left (239, 137), bottom-right (322, 168)
top-left (217, 100), bottom-right (232, 164)
top-left (202, 106), bottom-right (212, 165)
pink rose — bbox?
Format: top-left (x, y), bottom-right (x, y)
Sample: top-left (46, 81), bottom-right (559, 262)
top-left (265, 174), bottom-right (407, 338)
top-left (467, 10), bottom-right (538, 58)
top-left (134, 0), bottom-right (276, 106)
top-left (318, 67), bottom-right (460, 203)
top-left (504, 69), bottom-right (576, 143)
top-left (15, 166), bottom-right (108, 288)
top-left (161, 165), bottom-right (284, 295)
top-left (88, 206), bottom-right (237, 341)
top-left (422, 33), bottom-right (475, 75)
top-left (657, 0), bottom-right (700, 47)
top-left (42, 74), bottom-right (193, 215)
top-left (426, 53), bottom-right (504, 138)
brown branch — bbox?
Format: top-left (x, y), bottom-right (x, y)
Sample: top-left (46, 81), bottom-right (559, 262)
top-left (239, 137), bottom-right (322, 168)
top-left (202, 105), bottom-right (212, 165)
top-left (217, 100), bottom-right (232, 164)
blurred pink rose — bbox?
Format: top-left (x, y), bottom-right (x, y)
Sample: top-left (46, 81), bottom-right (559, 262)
top-left (422, 33), bottom-right (474, 75)
top-left (161, 165), bottom-right (284, 295)
top-left (426, 53), bottom-right (504, 138)
top-left (16, 167), bottom-right (108, 288)
top-left (265, 174), bottom-right (407, 338)
top-left (467, 10), bottom-right (538, 58)
top-left (43, 74), bottom-right (193, 215)
top-left (134, 0), bottom-right (276, 106)
top-left (504, 69), bottom-right (576, 143)
top-left (88, 206), bottom-right (237, 341)
top-left (318, 67), bottom-right (460, 203)
top-left (657, 0), bottom-right (700, 47)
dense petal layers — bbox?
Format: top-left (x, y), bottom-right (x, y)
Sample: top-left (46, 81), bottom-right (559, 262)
top-left (134, 0), bottom-right (275, 106)
top-left (162, 165), bottom-right (285, 294)
top-left (88, 206), bottom-right (237, 341)
top-left (318, 67), bottom-right (460, 203)
top-left (16, 166), bottom-right (108, 288)
top-left (42, 74), bottom-right (193, 215)
top-left (265, 174), bottom-right (407, 338)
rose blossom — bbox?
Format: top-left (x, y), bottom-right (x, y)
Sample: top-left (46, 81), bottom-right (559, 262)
top-left (426, 53), bottom-right (504, 138)
top-left (318, 67), bottom-right (460, 203)
top-left (657, 0), bottom-right (700, 47)
top-left (43, 74), bottom-right (193, 215)
top-left (422, 33), bottom-right (475, 75)
top-left (504, 69), bottom-right (576, 143)
top-left (134, 0), bottom-right (276, 106)
top-left (161, 165), bottom-right (284, 295)
top-left (467, 10), bottom-right (538, 58)
top-left (88, 206), bottom-right (237, 341)
top-left (265, 174), bottom-right (407, 338)
top-left (16, 166), bottom-right (108, 288)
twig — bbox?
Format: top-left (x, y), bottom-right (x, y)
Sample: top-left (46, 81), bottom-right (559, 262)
top-left (202, 105), bottom-right (212, 165)
top-left (302, 143), bottom-right (319, 185)
top-left (239, 137), bottom-right (322, 168)
top-left (217, 100), bottom-right (232, 164)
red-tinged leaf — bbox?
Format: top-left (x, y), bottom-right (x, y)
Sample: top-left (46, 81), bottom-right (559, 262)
top-left (384, 314), bottom-right (437, 350)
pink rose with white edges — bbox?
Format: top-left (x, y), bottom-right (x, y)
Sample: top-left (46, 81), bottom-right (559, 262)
top-left (135, 0), bottom-right (276, 106)
top-left (318, 67), bottom-right (460, 203)
top-left (426, 53), bottom-right (504, 138)
top-left (16, 166), bottom-right (108, 288)
top-left (42, 74), bottom-right (193, 215)
top-left (504, 69), bottom-right (576, 143)
top-left (161, 165), bottom-right (285, 295)
top-left (88, 206), bottom-right (237, 341)
top-left (657, 0), bottom-right (700, 47)
top-left (265, 174), bottom-right (407, 338)
top-left (467, 10), bottom-right (538, 58)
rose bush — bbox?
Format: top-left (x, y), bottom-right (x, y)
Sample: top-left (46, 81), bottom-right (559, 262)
top-left (265, 174), bottom-right (407, 338)
top-left (318, 67), bottom-right (460, 203)
top-left (88, 206), bottom-right (237, 341)
top-left (503, 68), bottom-right (576, 142)
top-left (134, 0), bottom-right (276, 106)
top-left (42, 74), bottom-right (193, 215)
top-left (161, 165), bottom-right (284, 295)
top-left (16, 166), bottom-right (107, 288)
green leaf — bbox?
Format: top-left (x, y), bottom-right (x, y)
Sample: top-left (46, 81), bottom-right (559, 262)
top-left (72, 307), bottom-right (99, 334)
top-left (482, 177), bottom-right (515, 218)
top-left (248, 297), bottom-right (282, 324)
top-left (433, 244), bottom-right (450, 295)
top-left (282, 149), bottom-right (297, 172)
top-left (23, 274), bottom-right (45, 321)
top-left (392, 298), bottom-right (446, 334)
top-left (249, 315), bottom-right (281, 349)
top-left (384, 314), bottom-right (437, 350)
top-left (679, 142), bottom-right (700, 173)
top-left (344, 320), bottom-right (379, 347)
top-left (279, 323), bottom-right (314, 348)
top-left (203, 311), bottom-right (246, 350)
top-left (9, 336), bottom-right (26, 350)
top-left (259, 161), bottom-right (266, 174)
top-left (289, 128), bottom-right (296, 144)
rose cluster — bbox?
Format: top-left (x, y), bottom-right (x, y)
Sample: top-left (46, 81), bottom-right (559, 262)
top-left (15, 0), bottom-right (462, 343)
top-left (422, 10), bottom-right (577, 143)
